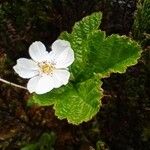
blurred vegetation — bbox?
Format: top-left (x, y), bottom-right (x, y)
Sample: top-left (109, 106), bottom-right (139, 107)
top-left (0, 0), bottom-right (149, 150)
top-left (21, 132), bottom-right (56, 150)
top-left (132, 0), bottom-right (150, 46)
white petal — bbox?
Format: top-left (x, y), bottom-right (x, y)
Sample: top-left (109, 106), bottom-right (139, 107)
top-left (29, 41), bottom-right (48, 62)
top-left (35, 75), bottom-right (55, 94)
top-left (49, 39), bottom-right (74, 68)
top-left (13, 64), bottom-right (39, 79)
top-left (27, 69), bottom-right (70, 94)
top-left (52, 39), bottom-right (71, 52)
top-left (27, 76), bottom-right (41, 93)
top-left (52, 69), bottom-right (70, 88)
top-left (16, 58), bottom-right (39, 70)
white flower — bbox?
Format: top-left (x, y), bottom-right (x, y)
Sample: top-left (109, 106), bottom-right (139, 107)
top-left (13, 40), bottom-right (74, 94)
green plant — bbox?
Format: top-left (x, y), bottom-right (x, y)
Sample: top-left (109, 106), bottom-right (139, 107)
top-left (28, 12), bottom-right (141, 125)
top-left (21, 132), bottom-right (56, 150)
top-left (132, 0), bottom-right (150, 45)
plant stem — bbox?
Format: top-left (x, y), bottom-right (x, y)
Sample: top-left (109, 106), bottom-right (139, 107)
top-left (0, 77), bottom-right (27, 90)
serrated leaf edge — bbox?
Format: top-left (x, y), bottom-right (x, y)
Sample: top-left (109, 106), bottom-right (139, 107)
top-left (100, 34), bottom-right (142, 78)
top-left (53, 78), bottom-right (104, 125)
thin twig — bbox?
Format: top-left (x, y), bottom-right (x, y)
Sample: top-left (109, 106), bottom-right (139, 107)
top-left (0, 77), bottom-right (27, 90)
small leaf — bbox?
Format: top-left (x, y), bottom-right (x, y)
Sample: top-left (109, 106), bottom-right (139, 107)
top-left (39, 132), bottom-right (56, 150)
top-left (54, 75), bottom-right (103, 124)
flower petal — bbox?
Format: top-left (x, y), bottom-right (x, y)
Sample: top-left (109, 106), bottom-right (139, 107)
top-left (35, 75), bottom-right (55, 94)
top-left (16, 58), bottom-right (39, 70)
top-left (27, 76), bottom-right (41, 93)
top-left (27, 69), bottom-right (70, 94)
top-left (29, 41), bottom-right (48, 62)
top-left (52, 69), bottom-right (70, 88)
top-left (13, 58), bottom-right (39, 79)
top-left (52, 39), bottom-right (71, 52)
top-left (49, 39), bottom-right (74, 68)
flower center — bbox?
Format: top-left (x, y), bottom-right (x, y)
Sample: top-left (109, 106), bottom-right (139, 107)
top-left (39, 62), bottom-right (55, 74)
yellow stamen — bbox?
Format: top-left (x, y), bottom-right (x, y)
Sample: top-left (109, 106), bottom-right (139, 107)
top-left (39, 62), bottom-right (54, 74)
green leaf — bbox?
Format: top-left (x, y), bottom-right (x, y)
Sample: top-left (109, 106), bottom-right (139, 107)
top-left (86, 31), bottom-right (142, 77)
top-left (60, 12), bottom-right (141, 80)
top-left (54, 75), bottom-right (103, 125)
top-left (60, 12), bottom-right (102, 79)
top-left (39, 132), bottom-right (56, 150)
